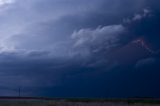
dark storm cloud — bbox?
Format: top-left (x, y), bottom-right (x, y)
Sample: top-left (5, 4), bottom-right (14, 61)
top-left (0, 51), bottom-right (84, 96)
top-left (0, 0), bottom-right (160, 97)
top-left (135, 57), bottom-right (156, 69)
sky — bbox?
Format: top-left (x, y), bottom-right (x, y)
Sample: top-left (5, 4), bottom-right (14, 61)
top-left (0, 0), bottom-right (160, 97)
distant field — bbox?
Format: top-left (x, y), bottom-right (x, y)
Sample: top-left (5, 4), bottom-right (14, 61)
top-left (0, 97), bottom-right (159, 106)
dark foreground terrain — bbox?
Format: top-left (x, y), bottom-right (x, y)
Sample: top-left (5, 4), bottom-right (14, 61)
top-left (0, 97), bottom-right (159, 106)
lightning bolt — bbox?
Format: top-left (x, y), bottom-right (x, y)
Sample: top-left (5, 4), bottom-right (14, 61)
top-left (132, 38), bottom-right (159, 54)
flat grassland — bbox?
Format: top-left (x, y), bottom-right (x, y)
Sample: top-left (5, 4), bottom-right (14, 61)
top-left (0, 97), bottom-right (159, 106)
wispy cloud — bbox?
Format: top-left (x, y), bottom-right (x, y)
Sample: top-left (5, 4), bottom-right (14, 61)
top-left (0, 0), bottom-right (15, 6)
top-left (123, 8), bottom-right (152, 23)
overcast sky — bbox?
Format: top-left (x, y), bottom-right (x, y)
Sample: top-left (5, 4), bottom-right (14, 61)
top-left (0, 0), bottom-right (160, 97)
